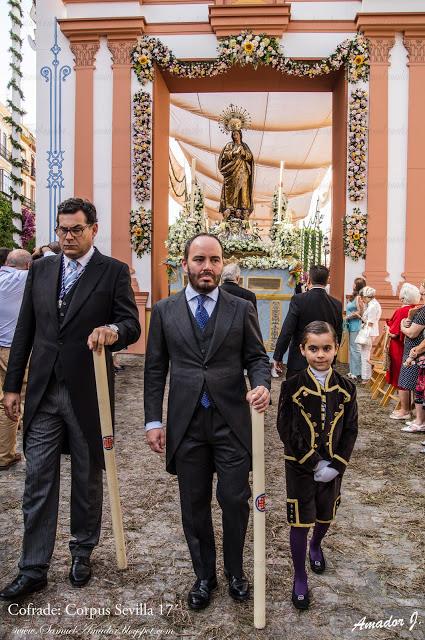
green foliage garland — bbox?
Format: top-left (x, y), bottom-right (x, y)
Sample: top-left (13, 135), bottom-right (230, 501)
top-left (7, 0), bottom-right (25, 218)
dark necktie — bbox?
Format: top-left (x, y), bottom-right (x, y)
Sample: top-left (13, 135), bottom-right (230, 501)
top-left (195, 295), bottom-right (211, 408)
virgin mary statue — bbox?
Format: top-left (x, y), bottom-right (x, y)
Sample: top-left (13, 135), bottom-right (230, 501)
top-left (218, 105), bottom-right (254, 220)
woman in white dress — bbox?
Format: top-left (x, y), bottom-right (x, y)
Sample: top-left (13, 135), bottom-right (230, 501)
top-left (358, 287), bottom-right (382, 383)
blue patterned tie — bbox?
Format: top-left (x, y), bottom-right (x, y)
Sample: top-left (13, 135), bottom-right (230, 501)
top-left (195, 295), bottom-right (211, 408)
top-left (63, 260), bottom-right (79, 295)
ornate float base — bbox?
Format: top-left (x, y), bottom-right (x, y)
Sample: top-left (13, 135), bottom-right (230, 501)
top-left (169, 266), bottom-right (293, 359)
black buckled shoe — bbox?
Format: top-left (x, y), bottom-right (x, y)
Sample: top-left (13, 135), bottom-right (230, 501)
top-left (187, 576), bottom-right (217, 610)
top-left (0, 574), bottom-right (47, 601)
top-left (69, 556), bottom-right (92, 587)
top-left (309, 547), bottom-right (326, 574)
top-left (225, 571), bottom-right (250, 602)
top-left (291, 583), bottom-right (310, 610)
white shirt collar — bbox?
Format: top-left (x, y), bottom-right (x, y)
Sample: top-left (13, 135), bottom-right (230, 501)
top-left (63, 245), bottom-right (95, 269)
top-left (185, 281), bottom-right (219, 303)
top-left (309, 366), bottom-right (332, 385)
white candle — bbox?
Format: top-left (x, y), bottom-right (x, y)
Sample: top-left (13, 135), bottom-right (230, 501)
top-left (277, 160), bottom-right (285, 223)
top-left (190, 158), bottom-right (196, 216)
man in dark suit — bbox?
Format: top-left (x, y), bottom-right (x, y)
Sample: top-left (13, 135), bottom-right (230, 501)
top-left (144, 233), bottom-right (270, 610)
top-left (0, 198), bottom-right (141, 600)
top-left (273, 265), bottom-right (343, 379)
top-left (220, 262), bottom-right (257, 311)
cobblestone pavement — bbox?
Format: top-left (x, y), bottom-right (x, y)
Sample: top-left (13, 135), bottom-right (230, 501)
top-left (1, 356), bottom-right (424, 640)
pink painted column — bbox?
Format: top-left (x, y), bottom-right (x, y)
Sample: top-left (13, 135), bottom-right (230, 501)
top-left (363, 36), bottom-right (394, 296)
top-left (70, 40), bottom-right (100, 201)
top-left (403, 34), bottom-right (425, 285)
top-left (330, 70), bottom-right (347, 302)
top-left (107, 39), bottom-right (134, 266)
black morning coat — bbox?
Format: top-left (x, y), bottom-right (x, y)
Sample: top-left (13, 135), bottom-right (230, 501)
top-left (144, 287), bottom-right (271, 474)
top-left (277, 368), bottom-right (358, 476)
top-left (220, 281), bottom-right (258, 310)
top-left (3, 248), bottom-right (141, 469)
top-left (273, 287), bottom-right (343, 371)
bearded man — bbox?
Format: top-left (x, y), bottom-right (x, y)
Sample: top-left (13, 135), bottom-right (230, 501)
top-left (144, 233), bottom-right (270, 610)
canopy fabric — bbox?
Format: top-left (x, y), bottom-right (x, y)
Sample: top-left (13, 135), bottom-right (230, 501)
top-left (169, 147), bottom-right (187, 205)
top-left (169, 92), bottom-right (332, 223)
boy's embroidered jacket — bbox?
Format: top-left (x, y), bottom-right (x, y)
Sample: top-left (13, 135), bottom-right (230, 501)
top-left (277, 368), bottom-right (358, 475)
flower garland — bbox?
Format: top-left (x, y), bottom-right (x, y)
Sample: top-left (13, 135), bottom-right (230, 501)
top-left (133, 91), bottom-right (152, 203)
top-left (130, 207), bottom-right (152, 257)
top-left (343, 207), bottom-right (367, 261)
top-left (348, 89), bottom-right (368, 202)
top-left (132, 32), bottom-right (369, 86)
top-left (7, 0), bottom-right (25, 224)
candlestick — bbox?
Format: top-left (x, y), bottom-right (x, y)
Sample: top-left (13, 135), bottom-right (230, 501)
top-left (277, 160), bottom-right (285, 223)
top-left (190, 158), bottom-right (196, 216)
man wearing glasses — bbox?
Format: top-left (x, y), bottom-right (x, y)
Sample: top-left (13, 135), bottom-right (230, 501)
top-left (0, 198), bottom-right (141, 600)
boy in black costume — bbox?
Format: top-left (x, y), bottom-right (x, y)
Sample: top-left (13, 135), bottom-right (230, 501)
top-left (277, 321), bottom-right (358, 609)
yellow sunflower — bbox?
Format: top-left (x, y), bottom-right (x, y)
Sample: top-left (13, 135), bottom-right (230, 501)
top-left (134, 227), bottom-right (142, 237)
top-left (243, 41), bottom-right (254, 55)
top-left (352, 232), bottom-right (360, 240)
top-left (138, 54), bottom-right (149, 66)
top-left (354, 54), bottom-right (364, 66)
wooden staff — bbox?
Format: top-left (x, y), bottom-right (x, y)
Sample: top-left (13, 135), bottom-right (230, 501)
top-left (252, 407), bottom-right (266, 629)
top-left (93, 349), bottom-right (127, 570)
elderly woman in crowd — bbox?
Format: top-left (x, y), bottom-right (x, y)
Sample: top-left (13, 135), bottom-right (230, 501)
top-left (404, 334), bottom-right (425, 452)
top-left (346, 276), bottom-right (366, 381)
top-left (399, 281), bottom-right (425, 433)
top-left (386, 283), bottom-right (421, 420)
top-left (358, 287), bottom-right (382, 384)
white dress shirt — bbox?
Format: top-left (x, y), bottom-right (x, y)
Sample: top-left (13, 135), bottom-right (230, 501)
top-left (63, 245), bottom-right (95, 275)
top-left (185, 282), bottom-right (219, 317)
top-left (145, 283), bottom-right (219, 432)
top-left (0, 267), bottom-right (29, 347)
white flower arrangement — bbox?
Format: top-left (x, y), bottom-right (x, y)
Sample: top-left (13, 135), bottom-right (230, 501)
top-left (166, 185), bottom-right (205, 261)
top-left (218, 32), bottom-right (280, 68)
top-left (130, 207), bottom-right (152, 257)
top-left (271, 222), bottom-right (301, 260)
top-left (132, 32), bottom-right (369, 86)
top-left (133, 91), bottom-right (152, 203)
top-left (348, 89), bottom-right (368, 202)
top-left (238, 255), bottom-right (294, 270)
top-left (269, 190), bottom-right (289, 240)
top-left (343, 207), bottom-right (367, 260)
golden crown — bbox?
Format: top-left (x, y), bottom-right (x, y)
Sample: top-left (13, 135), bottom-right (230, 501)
top-left (218, 104), bottom-right (251, 134)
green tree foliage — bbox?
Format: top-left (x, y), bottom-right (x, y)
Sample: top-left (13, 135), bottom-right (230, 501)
top-left (0, 193), bottom-right (20, 248)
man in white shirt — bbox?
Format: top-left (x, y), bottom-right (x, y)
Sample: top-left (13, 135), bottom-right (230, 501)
top-left (0, 249), bottom-right (32, 469)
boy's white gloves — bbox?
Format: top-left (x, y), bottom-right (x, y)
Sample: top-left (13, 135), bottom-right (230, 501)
top-left (313, 459), bottom-right (339, 483)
